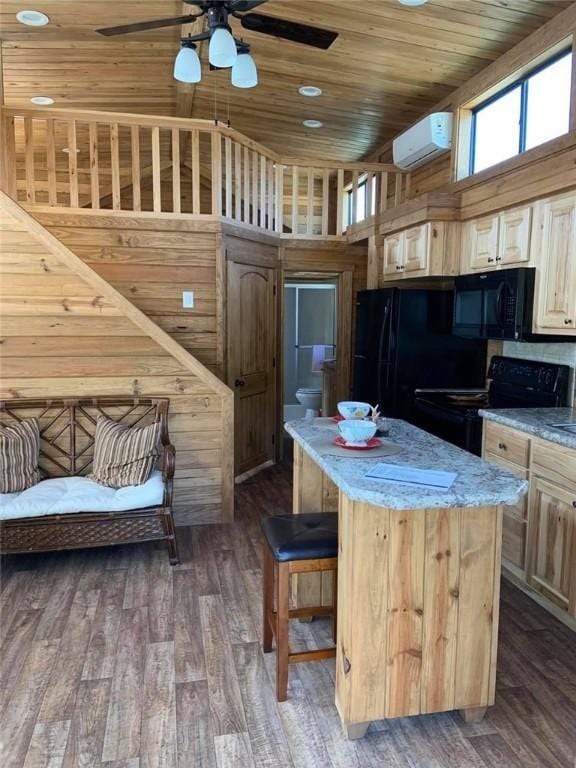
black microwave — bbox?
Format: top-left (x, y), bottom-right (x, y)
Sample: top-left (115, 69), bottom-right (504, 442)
top-left (453, 267), bottom-right (566, 342)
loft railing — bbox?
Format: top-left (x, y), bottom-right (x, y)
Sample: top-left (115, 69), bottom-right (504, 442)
top-left (0, 107), bottom-right (407, 237)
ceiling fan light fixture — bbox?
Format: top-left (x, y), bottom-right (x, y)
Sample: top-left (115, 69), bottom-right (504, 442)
top-left (298, 85), bottom-right (322, 97)
top-left (209, 26), bottom-right (238, 68)
top-left (303, 119), bottom-right (323, 129)
top-left (174, 42), bottom-right (202, 83)
top-left (398, 0), bottom-right (428, 6)
top-left (231, 51), bottom-right (258, 89)
top-left (16, 9), bottom-right (49, 26)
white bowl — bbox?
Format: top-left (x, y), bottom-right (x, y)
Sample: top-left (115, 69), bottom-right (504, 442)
top-left (338, 419), bottom-right (377, 445)
top-left (337, 401), bottom-right (372, 420)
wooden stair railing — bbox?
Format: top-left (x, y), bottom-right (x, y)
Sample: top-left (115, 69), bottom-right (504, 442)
top-left (0, 106), bottom-right (406, 237)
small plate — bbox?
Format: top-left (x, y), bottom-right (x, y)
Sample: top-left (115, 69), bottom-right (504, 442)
top-left (334, 436), bottom-right (382, 450)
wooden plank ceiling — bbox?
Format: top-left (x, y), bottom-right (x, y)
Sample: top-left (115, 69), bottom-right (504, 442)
top-left (0, 0), bottom-right (572, 160)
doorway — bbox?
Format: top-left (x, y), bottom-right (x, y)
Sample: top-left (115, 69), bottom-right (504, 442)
top-left (283, 277), bottom-right (338, 421)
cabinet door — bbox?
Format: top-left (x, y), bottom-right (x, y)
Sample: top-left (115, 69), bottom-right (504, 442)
top-left (528, 477), bottom-right (576, 614)
top-left (382, 233), bottom-right (404, 278)
top-left (463, 216), bottom-right (499, 271)
top-left (403, 224), bottom-right (429, 276)
top-left (535, 195), bottom-right (576, 330)
top-left (498, 206), bottom-right (532, 266)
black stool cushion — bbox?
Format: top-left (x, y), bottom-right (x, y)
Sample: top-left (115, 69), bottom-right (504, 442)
top-left (261, 513), bottom-right (338, 562)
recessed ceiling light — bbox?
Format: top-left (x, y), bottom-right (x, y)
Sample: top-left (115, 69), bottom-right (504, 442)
top-left (398, 0), bottom-right (428, 6)
top-left (299, 86), bottom-right (322, 97)
top-left (16, 10), bottom-right (50, 26)
top-left (303, 119), bottom-right (323, 129)
top-left (62, 147), bottom-right (80, 154)
top-left (30, 96), bottom-right (54, 105)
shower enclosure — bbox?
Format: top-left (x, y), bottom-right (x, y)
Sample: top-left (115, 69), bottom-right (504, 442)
top-left (283, 280), bottom-right (337, 420)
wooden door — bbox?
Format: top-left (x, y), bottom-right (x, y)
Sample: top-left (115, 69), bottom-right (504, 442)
top-left (498, 206), bottom-right (532, 266)
top-left (403, 224), bottom-right (429, 276)
top-left (227, 262), bottom-right (276, 477)
top-left (528, 476), bottom-right (576, 615)
top-left (463, 215), bottom-right (499, 271)
top-left (534, 195), bottom-right (576, 330)
top-left (382, 233), bottom-right (404, 278)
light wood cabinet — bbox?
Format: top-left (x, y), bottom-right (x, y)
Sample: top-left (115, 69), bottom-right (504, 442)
top-left (483, 421), bottom-right (576, 622)
top-left (463, 215), bottom-right (500, 270)
top-left (381, 222), bottom-right (458, 282)
top-left (528, 477), bottom-right (576, 616)
top-left (533, 194), bottom-right (576, 332)
top-left (462, 205), bottom-right (533, 273)
top-left (498, 206), bottom-right (532, 266)
top-left (383, 232), bottom-right (403, 276)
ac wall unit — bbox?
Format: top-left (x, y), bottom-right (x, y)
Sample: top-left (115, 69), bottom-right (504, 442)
top-left (393, 112), bottom-right (453, 171)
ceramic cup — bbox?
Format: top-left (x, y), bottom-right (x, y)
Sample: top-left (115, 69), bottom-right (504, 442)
top-left (338, 419), bottom-right (377, 445)
top-left (337, 401), bottom-right (371, 420)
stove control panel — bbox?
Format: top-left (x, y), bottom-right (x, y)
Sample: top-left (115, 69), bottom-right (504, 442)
top-left (488, 356), bottom-right (569, 395)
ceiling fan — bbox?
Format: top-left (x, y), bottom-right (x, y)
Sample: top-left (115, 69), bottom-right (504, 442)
top-left (96, 0), bottom-right (339, 89)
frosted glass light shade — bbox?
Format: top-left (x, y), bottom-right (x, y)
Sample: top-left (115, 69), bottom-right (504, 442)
top-left (209, 27), bottom-right (237, 68)
top-left (174, 46), bottom-right (201, 83)
top-left (231, 52), bottom-right (258, 88)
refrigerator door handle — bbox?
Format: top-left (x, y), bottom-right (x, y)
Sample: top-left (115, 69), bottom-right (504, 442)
top-left (377, 303), bottom-right (390, 406)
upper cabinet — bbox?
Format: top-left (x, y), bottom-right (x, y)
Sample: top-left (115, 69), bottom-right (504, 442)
top-left (381, 222), bottom-right (458, 282)
top-left (461, 205), bottom-right (533, 272)
top-left (533, 193), bottom-right (576, 332)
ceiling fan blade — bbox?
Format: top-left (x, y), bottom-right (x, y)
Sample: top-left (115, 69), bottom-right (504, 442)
top-left (229, 0), bottom-right (269, 11)
top-left (96, 14), bottom-right (201, 37)
top-left (240, 13), bottom-right (338, 50)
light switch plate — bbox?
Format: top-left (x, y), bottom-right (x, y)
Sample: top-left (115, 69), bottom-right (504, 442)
top-left (182, 291), bottom-right (194, 309)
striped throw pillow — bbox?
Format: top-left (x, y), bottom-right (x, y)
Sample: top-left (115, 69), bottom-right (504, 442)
top-left (0, 418), bottom-right (40, 493)
top-left (90, 415), bottom-right (161, 489)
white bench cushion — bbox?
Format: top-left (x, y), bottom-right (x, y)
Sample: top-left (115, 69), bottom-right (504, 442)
top-left (0, 471), bottom-right (164, 521)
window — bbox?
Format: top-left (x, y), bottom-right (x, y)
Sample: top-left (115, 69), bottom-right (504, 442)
top-left (344, 174), bottom-right (377, 227)
top-left (471, 49), bottom-right (572, 175)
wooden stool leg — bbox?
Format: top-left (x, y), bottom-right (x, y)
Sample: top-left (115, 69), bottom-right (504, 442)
top-left (276, 561), bottom-right (290, 702)
top-left (331, 568), bottom-right (338, 645)
top-left (262, 542), bottom-right (274, 653)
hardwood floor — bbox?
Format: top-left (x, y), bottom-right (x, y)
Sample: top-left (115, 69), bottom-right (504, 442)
top-left (1, 463), bottom-right (575, 768)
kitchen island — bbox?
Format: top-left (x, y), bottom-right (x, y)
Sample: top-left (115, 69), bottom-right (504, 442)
top-left (285, 417), bottom-right (528, 739)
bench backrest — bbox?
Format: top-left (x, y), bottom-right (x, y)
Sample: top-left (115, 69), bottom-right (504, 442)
top-left (0, 397), bottom-right (170, 478)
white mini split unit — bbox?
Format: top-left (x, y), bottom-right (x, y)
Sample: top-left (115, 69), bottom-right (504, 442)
top-left (393, 112), bottom-right (453, 171)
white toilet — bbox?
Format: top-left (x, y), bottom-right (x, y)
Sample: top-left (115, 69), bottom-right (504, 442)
top-left (295, 387), bottom-right (322, 418)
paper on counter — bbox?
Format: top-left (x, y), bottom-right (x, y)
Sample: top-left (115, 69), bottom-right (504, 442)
top-left (365, 463), bottom-right (457, 490)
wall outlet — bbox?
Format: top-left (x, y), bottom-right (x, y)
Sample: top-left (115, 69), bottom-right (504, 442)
top-left (182, 291), bottom-right (195, 309)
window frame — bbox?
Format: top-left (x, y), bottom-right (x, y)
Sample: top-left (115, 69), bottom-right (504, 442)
top-left (469, 46), bottom-right (572, 176)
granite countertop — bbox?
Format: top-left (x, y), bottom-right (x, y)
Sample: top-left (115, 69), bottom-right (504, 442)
top-left (479, 407), bottom-right (576, 451)
top-left (285, 418), bottom-right (528, 511)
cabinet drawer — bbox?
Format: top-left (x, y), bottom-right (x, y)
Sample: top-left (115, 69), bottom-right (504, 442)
top-left (531, 439), bottom-right (576, 490)
top-left (484, 422), bottom-right (530, 467)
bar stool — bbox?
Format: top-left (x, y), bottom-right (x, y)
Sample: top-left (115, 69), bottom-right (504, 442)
top-left (261, 512), bottom-right (338, 702)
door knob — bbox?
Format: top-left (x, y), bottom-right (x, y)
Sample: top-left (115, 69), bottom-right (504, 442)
top-left (234, 378), bottom-right (245, 388)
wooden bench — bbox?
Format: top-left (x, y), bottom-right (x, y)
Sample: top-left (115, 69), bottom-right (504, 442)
top-left (0, 397), bottom-right (179, 564)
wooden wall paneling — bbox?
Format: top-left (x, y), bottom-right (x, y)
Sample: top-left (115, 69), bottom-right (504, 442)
top-left (0, 194), bottom-right (234, 524)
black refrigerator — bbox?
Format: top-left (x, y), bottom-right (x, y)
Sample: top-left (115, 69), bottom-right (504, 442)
top-left (352, 288), bottom-right (487, 421)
